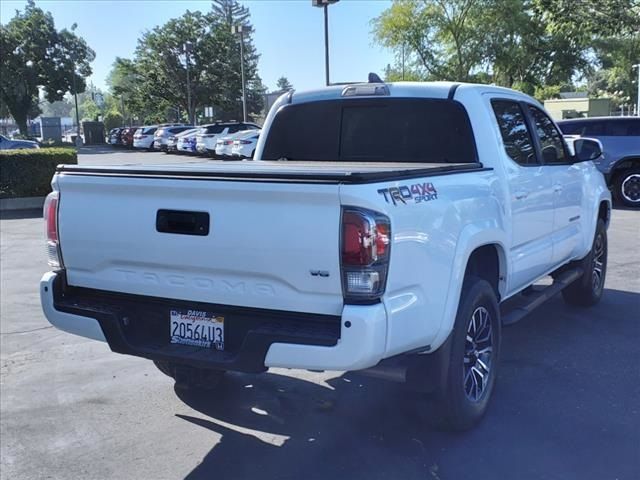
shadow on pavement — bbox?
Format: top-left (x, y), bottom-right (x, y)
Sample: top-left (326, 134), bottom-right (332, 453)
top-left (0, 208), bottom-right (42, 220)
top-left (175, 288), bottom-right (640, 480)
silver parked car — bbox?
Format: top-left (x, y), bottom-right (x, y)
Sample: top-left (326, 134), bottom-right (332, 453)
top-left (0, 134), bottom-right (39, 150)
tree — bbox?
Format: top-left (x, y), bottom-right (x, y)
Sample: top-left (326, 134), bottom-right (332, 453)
top-left (108, 0), bottom-right (264, 125)
top-left (372, 0), bottom-right (489, 82)
top-left (79, 97), bottom-right (100, 122)
top-left (372, 0), bottom-right (636, 98)
top-left (276, 76), bottom-right (293, 91)
top-left (0, 0), bottom-right (95, 134)
top-left (588, 34), bottom-right (640, 110)
top-left (40, 99), bottom-right (73, 118)
top-left (103, 110), bottom-right (123, 131)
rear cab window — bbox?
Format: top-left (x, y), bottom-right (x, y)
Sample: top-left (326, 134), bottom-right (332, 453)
top-left (262, 98), bottom-right (478, 163)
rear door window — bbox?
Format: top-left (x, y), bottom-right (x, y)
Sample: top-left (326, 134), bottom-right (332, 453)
top-left (491, 100), bottom-right (537, 166)
top-left (527, 105), bottom-right (568, 164)
top-left (262, 98), bottom-right (477, 163)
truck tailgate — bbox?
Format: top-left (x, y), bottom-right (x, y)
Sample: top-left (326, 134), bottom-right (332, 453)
top-left (56, 173), bottom-right (343, 315)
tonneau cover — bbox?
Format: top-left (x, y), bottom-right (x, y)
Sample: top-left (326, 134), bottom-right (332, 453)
top-left (57, 160), bottom-right (486, 184)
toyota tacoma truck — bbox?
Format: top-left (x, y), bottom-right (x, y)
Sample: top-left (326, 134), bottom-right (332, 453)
top-left (40, 80), bottom-right (611, 430)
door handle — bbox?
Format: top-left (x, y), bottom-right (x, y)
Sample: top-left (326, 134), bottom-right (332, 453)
top-left (553, 184), bottom-right (563, 193)
top-left (514, 191), bottom-right (529, 200)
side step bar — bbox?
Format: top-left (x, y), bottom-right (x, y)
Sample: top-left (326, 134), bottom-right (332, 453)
top-left (502, 267), bottom-right (583, 325)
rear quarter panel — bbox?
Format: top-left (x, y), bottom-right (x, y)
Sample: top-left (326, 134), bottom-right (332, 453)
top-left (340, 169), bottom-right (505, 357)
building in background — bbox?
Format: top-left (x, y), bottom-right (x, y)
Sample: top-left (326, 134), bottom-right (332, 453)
top-left (544, 92), bottom-right (612, 120)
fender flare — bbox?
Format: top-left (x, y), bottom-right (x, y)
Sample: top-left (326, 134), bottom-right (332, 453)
top-left (429, 223), bottom-right (508, 351)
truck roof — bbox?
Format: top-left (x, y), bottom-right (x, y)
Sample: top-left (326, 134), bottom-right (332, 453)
top-left (290, 81), bottom-right (537, 105)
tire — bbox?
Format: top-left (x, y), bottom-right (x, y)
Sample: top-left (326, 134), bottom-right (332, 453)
top-left (614, 168), bottom-right (640, 208)
top-left (561, 219), bottom-right (607, 307)
top-left (429, 275), bottom-right (501, 431)
top-left (147, 141), bottom-right (155, 152)
top-left (153, 360), bottom-right (225, 390)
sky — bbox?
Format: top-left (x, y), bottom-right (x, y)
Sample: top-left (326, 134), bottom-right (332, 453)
top-left (0, 0), bottom-right (395, 93)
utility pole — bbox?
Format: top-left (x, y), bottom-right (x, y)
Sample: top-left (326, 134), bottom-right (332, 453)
top-left (633, 64), bottom-right (640, 116)
top-left (312, 0), bottom-right (339, 86)
top-left (232, 25), bottom-right (249, 122)
top-left (184, 42), bottom-right (194, 125)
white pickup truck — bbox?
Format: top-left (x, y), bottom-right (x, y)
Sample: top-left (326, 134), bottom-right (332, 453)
top-left (41, 81), bottom-right (611, 430)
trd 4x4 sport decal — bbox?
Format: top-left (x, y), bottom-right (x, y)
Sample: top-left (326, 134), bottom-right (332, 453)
top-left (378, 183), bottom-right (438, 205)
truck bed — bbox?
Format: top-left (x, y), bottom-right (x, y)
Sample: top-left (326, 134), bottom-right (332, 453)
top-left (57, 160), bottom-right (487, 184)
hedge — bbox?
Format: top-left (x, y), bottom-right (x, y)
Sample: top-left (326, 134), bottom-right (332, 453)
top-left (0, 148), bottom-right (77, 199)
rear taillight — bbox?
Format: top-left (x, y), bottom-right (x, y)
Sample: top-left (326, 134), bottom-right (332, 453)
top-left (223, 140), bottom-right (234, 145)
top-left (341, 207), bottom-right (391, 302)
top-left (43, 191), bottom-right (62, 268)
top-left (238, 139), bottom-right (252, 145)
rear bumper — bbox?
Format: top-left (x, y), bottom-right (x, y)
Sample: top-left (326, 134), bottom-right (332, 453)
top-left (40, 271), bottom-right (387, 372)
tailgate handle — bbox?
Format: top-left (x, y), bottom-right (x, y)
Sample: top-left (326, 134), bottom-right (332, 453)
top-left (156, 210), bottom-right (209, 236)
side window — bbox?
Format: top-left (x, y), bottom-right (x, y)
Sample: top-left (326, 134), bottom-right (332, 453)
top-left (491, 100), bottom-right (537, 166)
top-left (607, 119), bottom-right (640, 136)
top-left (527, 105), bottom-right (567, 164)
top-left (583, 121), bottom-right (606, 136)
top-left (557, 122), bottom-right (580, 135)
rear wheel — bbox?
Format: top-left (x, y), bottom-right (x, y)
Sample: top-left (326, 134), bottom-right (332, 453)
top-left (614, 168), bottom-right (640, 208)
top-left (425, 276), bottom-right (501, 431)
top-left (153, 360), bottom-right (225, 390)
top-left (562, 219), bottom-right (607, 306)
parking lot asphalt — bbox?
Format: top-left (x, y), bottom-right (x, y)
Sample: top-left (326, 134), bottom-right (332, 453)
top-left (1, 148), bottom-right (639, 480)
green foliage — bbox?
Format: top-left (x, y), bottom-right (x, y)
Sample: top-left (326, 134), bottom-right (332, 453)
top-left (79, 97), bottom-right (100, 122)
top-left (0, 147), bottom-right (77, 198)
top-left (276, 76), bottom-right (293, 91)
top-left (103, 110), bottom-right (123, 131)
top-left (588, 34), bottom-right (640, 108)
top-left (40, 99), bottom-right (73, 118)
top-left (534, 85), bottom-right (562, 101)
top-left (372, 0), bottom-right (638, 104)
top-left (106, 0), bottom-right (265, 123)
top-left (0, 0), bottom-right (95, 135)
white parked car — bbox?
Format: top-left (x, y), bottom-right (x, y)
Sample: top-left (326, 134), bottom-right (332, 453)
top-left (133, 126), bottom-right (158, 150)
top-left (176, 127), bottom-right (203, 154)
top-left (231, 130), bottom-right (261, 159)
top-left (213, 135), bottom-right (235, 158)
top-left (41, 80), bottom-right (611, 431)
top-left (167, 128), bottom-right (198, 153)
top-left (153, 126), bottom-right (193, 151)
top-left (196, 122), bottom-right (260, 156)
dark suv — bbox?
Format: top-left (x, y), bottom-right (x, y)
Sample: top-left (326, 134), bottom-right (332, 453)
top-left (557, 117), bottom-right (640, 208)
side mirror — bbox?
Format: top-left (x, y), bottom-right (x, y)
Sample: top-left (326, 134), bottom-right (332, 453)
top-left (564, 136), bottom-right (602, 162)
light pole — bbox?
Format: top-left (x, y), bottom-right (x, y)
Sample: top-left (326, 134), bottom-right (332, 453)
top-left (633, 64), bottom-right (640, 116)
top-left (232, 25), bottom-right (249, 122)
top-left (183, 41), bottom-right (194, 125)
top-left (312, 0), bottom-right (339, 86)
top-left (70, 23), bottom-right (82, 146)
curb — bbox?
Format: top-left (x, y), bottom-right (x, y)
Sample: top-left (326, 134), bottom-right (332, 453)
top-left (0, 196), bottom-right (45, 211)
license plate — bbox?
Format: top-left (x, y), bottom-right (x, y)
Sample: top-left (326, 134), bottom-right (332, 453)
top-left (170, 309), bottom-right (224, 350)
